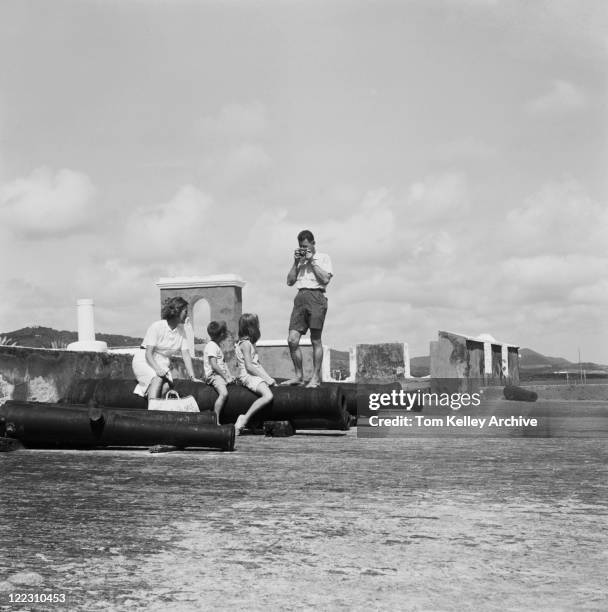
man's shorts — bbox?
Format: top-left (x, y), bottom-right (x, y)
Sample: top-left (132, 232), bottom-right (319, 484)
top-left (289, 289), bottom-right (328, 334)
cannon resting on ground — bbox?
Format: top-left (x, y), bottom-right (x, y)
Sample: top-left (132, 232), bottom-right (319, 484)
top-left (0, 400), bottom-right (234, 450)
top-left (62, 378), bottom-right (351, 431)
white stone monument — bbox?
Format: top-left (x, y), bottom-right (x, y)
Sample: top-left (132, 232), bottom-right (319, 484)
top-left (66, 299), bottom-right (108, 352)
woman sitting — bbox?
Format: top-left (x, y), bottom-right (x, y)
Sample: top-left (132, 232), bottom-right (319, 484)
top-left (132, 296), bottom-right (201, 399)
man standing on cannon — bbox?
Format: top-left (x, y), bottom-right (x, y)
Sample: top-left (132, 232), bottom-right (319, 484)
top-left (282, 229), bottom-right (333, 388)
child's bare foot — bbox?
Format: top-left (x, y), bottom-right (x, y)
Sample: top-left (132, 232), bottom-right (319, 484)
top-left (280, 378), bottom-right (305, 386)
top-left (305, 378), bottom-right (321, 389)
top-left (235, 414), bottom-right (247, 435)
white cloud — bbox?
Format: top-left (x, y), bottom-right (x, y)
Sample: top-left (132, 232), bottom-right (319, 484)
top-left (500, 254), bottom-right (607, 301)
top-left (505, 180), bottom-right (608, 257)
top-left (0, 167), bottom-right (96, 239)
top-left (123, 185), bottom-right (212, 263)
top-left (432, 138), bottom-right (498, 162)
top-left (407, 172), bottom-right (470, 221)
top-left (0, 278), bottom-right (68, 332)
top-left (197, 101), bottom-right (268, 142)
top-left (525, 80), bottom-right (588, 115)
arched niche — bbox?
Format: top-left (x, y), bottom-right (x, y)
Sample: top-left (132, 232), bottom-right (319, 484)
top-left (156, 275), bottom-right (246, 368)
top-left (192, 298), bottom-right (211, 347)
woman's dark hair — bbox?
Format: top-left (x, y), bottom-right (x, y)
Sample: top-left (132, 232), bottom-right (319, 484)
top-left (238, 313), bottom-right (261, 344)
top-left (207, 320), bottom-right (228, 343)
top-left (161, 297), bottom-right (189, 321)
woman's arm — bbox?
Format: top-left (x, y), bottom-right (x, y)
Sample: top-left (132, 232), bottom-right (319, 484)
top-left (145, 346), bottom-right (168, 377)
top-left (181, 348), bottom-right (202, 381)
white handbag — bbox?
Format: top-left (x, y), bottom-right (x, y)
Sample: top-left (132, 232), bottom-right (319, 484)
top-left (148, 390), bottom-right (200, 413)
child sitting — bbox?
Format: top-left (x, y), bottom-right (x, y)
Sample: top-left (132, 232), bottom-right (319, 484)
top-left (203, 320), bottom-right (235, 424)
top-left (234, 313), bottom-right (276, 434)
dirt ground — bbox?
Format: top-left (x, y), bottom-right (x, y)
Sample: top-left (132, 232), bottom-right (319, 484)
top-left (1, 424), bottom-right (606, 611)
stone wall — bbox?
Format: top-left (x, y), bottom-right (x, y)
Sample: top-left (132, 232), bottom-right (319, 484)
top-left (430, 331), bottom-right (520, 393)
top-left (0, 346), bottom-right (202, 405)
top-left (354, 343), bottom-right (410, 383)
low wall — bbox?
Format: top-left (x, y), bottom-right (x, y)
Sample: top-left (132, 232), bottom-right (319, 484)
top-left (0, 346), bottom-right (202, 404)
top-left (354, 342), bottom-right (410, 382)
top-left (430, 331), bottom-right (520, 393)
top-left (256, 343), bottom-right (315, 380)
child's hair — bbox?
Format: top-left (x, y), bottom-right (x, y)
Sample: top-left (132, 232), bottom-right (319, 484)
top-left (207, 320), bottom-right (227, 343)
top-left (161, 296), bottom-right (189, 320)
top-left (238, 313), bottom-right (261, 344)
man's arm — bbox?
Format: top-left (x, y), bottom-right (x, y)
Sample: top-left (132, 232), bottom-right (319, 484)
top-left (306, 253), bottom-right (332, 286)
top-left (287, 250), bottom-right (303, 286)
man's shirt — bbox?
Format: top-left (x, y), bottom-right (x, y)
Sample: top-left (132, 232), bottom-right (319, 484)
top-left (294, 252), bottom-right (333, 290)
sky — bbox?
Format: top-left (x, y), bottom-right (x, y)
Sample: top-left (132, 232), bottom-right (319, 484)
top-left (0, 0), bottom-right (606, 362)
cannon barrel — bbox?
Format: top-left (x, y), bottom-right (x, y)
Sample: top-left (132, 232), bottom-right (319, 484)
top-left (504, 385), bottom-right (538, 402)
top-left (63, 379), bottom-right (349, 428)
top-left (0, 401), bottom-right (234, 450)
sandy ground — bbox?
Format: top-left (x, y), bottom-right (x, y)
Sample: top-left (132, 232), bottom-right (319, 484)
top-left (1, 427), bottom-right (607, 611)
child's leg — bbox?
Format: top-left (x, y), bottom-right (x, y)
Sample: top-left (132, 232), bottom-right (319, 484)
top-left (211, 378), bottom-right (228, 424)
top-left (236, 382), bottom-right (273, 430)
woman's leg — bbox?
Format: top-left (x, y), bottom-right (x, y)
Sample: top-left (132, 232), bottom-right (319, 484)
top-left (147, 376), bottom-right (166, 399)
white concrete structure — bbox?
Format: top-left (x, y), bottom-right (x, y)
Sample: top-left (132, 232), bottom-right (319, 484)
top-left (67, 299), bottom-right (108, 352)
top-left (156, 274), bottom-right (246, 290)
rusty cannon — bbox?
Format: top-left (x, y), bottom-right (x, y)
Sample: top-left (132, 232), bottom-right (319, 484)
top-left (0, 401), bottom-right (234, 451)
top-left (62, 379), bottom-right (350, 430)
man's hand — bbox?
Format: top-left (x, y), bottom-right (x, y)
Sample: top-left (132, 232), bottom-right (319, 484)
top-left (304, 249), bottom-right (314, 262)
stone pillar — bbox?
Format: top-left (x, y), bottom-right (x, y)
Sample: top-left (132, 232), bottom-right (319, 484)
top-left (67, 299), bottom-right (108, 352)
top-left (501, 344), bottom-right (509, 377)
top-left (77, 299), bottom-right (95, 342)
top-left (483, 342), bottom-right (492, 382)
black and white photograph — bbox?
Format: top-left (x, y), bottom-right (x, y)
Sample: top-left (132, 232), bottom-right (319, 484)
top-left (0, 1), bottom-right (606, 609)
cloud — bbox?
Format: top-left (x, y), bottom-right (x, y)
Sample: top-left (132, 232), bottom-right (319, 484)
top-left (432, 138), bottom-right (498, 162)
top-left (0, 278), bottom-right (67, 332)
top-left (122, 185), bottom-right (213, 263)
top-left (500, 254), bottom-right (608, 303)
top-left (407, 172), bottom-right (471, 221)
top-left (197, 101), bottom-right (268, 142)
top-left (525, 80), bottom-right (588, 115)
top-left (505, 179), bottom-right (608, 257)
top-left (0, 167), bottom-right (97, 239)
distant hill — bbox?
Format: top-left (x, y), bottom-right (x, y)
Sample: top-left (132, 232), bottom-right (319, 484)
top-left (518, 348), bottom-right (607, 373)
top-left (518, 348), bottom-right (571, 370)
top-left (0, 326), bottom-right (142, 349)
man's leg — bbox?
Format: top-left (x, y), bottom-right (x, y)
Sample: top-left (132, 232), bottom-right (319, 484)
top-left (281, 329), bottom-right (305, 385)
top-left (306, 329), bottom-right (323, 388)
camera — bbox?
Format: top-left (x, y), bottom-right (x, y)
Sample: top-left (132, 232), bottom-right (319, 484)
top-left (296, 248), bottom-right (308, 258)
